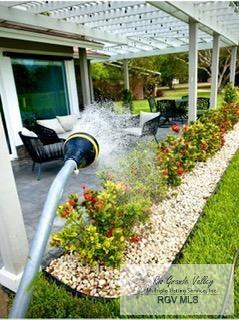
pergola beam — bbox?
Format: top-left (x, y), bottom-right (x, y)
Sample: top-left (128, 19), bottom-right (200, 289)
top-left (99, 20), bottom-right (186, 32)
top-left (49, 1), bottom-right (144, 19)
top-left (104, 41), bottom-right (217, 62)
top-left (0, 5), bottom-right (128, 45)
top-left (83, 10), bottom-right (168, 27)
top-left (149, 1), bottom-right (238, 45)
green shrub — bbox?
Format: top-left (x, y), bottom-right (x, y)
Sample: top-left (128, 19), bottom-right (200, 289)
top-left (51, 181), bottom-right (151, 267)
top-left (26, 274), bottom-right (119, 318)
top-left (156, 103), bottom-right (239, 186)
top-left (223, 82), bottom-right (238, 104)
top-left (111, 141), bottom-right (167, 203)
top-left (121, 89), bottom-right (133, 112)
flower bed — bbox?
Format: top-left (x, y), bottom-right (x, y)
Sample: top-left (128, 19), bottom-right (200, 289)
top-left (46, 97), bottom-right (239, 298)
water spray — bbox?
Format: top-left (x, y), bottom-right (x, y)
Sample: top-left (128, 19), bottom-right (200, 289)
top-left (9, 132), bottom-right (99, 318)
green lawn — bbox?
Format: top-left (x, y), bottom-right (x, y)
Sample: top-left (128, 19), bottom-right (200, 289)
top-left (116, 86), bottom-right (224, 114)
top-left (23, 149), bottom-right (239, 318)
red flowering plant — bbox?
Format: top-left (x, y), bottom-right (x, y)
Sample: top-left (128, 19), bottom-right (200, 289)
top-left (157, 103), bottom-right (239, 186)
top-left (51, 180), bottom-right (151, 267)
top-left (157, 134), bottom-right (198, 186)
top-left (182, 121), bottom-right (222, 162)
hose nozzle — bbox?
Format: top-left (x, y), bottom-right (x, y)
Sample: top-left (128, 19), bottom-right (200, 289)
top-left (64, 132), bottom-right (99, 169)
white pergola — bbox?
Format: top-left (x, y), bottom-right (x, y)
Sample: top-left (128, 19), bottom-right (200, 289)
top-left (0, 1), bottom-right (238, 113)
top-left (0, 0), bottom-right (239, 292)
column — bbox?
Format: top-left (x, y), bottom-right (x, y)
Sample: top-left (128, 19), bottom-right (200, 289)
top-left (230, 46), bottom-right (237, 86)
top-left (123, 59), bottom-right (129, 90)
top-left (210, 33), bottom-right (220, 108)
top-left (88, 60), bottom-right (94, 103)
top-left (78, 48), bottom-right (91, 107)
top-left (64, 60), bottom-right (80, 116)
top-left (188, 19), bottom-right (198, 122)
top-left (0, 117), bottom-right (28, 292)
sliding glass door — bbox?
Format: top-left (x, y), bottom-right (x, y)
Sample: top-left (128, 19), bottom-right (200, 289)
top-left (12, 58), bottom-right (70, 127)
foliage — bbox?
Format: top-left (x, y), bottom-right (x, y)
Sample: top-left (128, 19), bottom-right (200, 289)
top-left (26, 274), bottom-right (119, 318)
top-left (91, 63), bottom-right (109, 81)
top-left (223, 82), bottom-right (238, 104)
top-left (156, 103), bottom-right (239, 186)
top-left (121, 89), bottom-right (133, 111)
top-left (51, 181), bottom-right (151, 267)
top-left (159, 54), bottom-right (188, 89)
top-left (110, 141), bottom-right (167, 203)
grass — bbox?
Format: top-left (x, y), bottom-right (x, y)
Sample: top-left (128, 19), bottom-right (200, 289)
top-left (22, 149), bottom-right (239, 318)
top-left (116, 86), bottom-right (224, 114)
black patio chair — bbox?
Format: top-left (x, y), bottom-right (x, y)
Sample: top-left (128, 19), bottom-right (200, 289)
top-left (123, 112), bottom-right (160, 143)
top-left (19, 131), bottom-right (64, 180)
top-left (142, 115), bottom-right (161, 143)
top-left (157, 99), bottom-right (177, 125)
top-left (177, 100), bottom-right (188, 121)
top-left (147, 96), bottom-right (158, 112)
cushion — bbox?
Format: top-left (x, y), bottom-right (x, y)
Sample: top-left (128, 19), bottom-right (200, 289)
top-left (123, 127), bottom-right (142, 136)
top-left (139, 111), bottom-right (160, 128)
top-left (21, 127), bottom-right (38, 138)
top-left (37, 118), bottom-right (65, 134)
top-left (56, 115), bottom-right (78, 132)
top-left (58, 132), bottom-right (72, 140)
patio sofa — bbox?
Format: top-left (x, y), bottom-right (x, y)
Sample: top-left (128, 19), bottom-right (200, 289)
top-left (36, 114), bottom-right (79, 140)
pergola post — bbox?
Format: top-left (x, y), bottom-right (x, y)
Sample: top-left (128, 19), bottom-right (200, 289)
top-left (123, 59), bottom-right (129, 90)
top-left (230, 46), bottom-right (237, 86)
top-left (0, 117), bottom-right (28, 292)
top-left (88, 60), bottom-right (94, 103)
top-left (210, 33), bottom-right (220, 108)
top-left (188, 19), bottom-right (198, 122)
top-left (78, 48), bottom-right (91, 107)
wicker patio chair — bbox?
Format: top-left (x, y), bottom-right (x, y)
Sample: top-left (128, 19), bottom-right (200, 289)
top-left (19, 131), bottom-right (64, 180)
top-left (32, 124), bottom-right (63, 145)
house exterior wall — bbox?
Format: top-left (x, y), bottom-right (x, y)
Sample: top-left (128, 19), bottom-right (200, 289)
top-left (0, 39), bottom-right (84, 158)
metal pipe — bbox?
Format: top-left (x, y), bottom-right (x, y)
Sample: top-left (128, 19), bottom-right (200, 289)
top-left (9, 159), bottom-right (77, 318)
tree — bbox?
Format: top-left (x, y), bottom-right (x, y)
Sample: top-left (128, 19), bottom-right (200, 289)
top-left (177, 48), bottom-right (239, 92)
top-left (198, 48), bottom-right (239, 91)
top-left (159, 54), bottom-right (188, 89)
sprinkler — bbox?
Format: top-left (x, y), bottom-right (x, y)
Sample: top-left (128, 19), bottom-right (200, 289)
top-left (10, 133), bottom-right (99, 318)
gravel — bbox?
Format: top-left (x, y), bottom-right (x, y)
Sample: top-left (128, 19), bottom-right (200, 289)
top-left (46, 123), bottom-right (239, 298)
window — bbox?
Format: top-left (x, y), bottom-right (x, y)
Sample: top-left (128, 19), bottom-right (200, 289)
top-left (12, 58), bottom-right (70, 127)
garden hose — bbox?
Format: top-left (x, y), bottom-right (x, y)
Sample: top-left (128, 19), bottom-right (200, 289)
top-left (10, 132), bottom-right (99, 318)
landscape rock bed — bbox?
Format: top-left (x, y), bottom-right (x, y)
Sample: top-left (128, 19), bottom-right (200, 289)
top-left (46, 123), bottom-right (239, 298)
